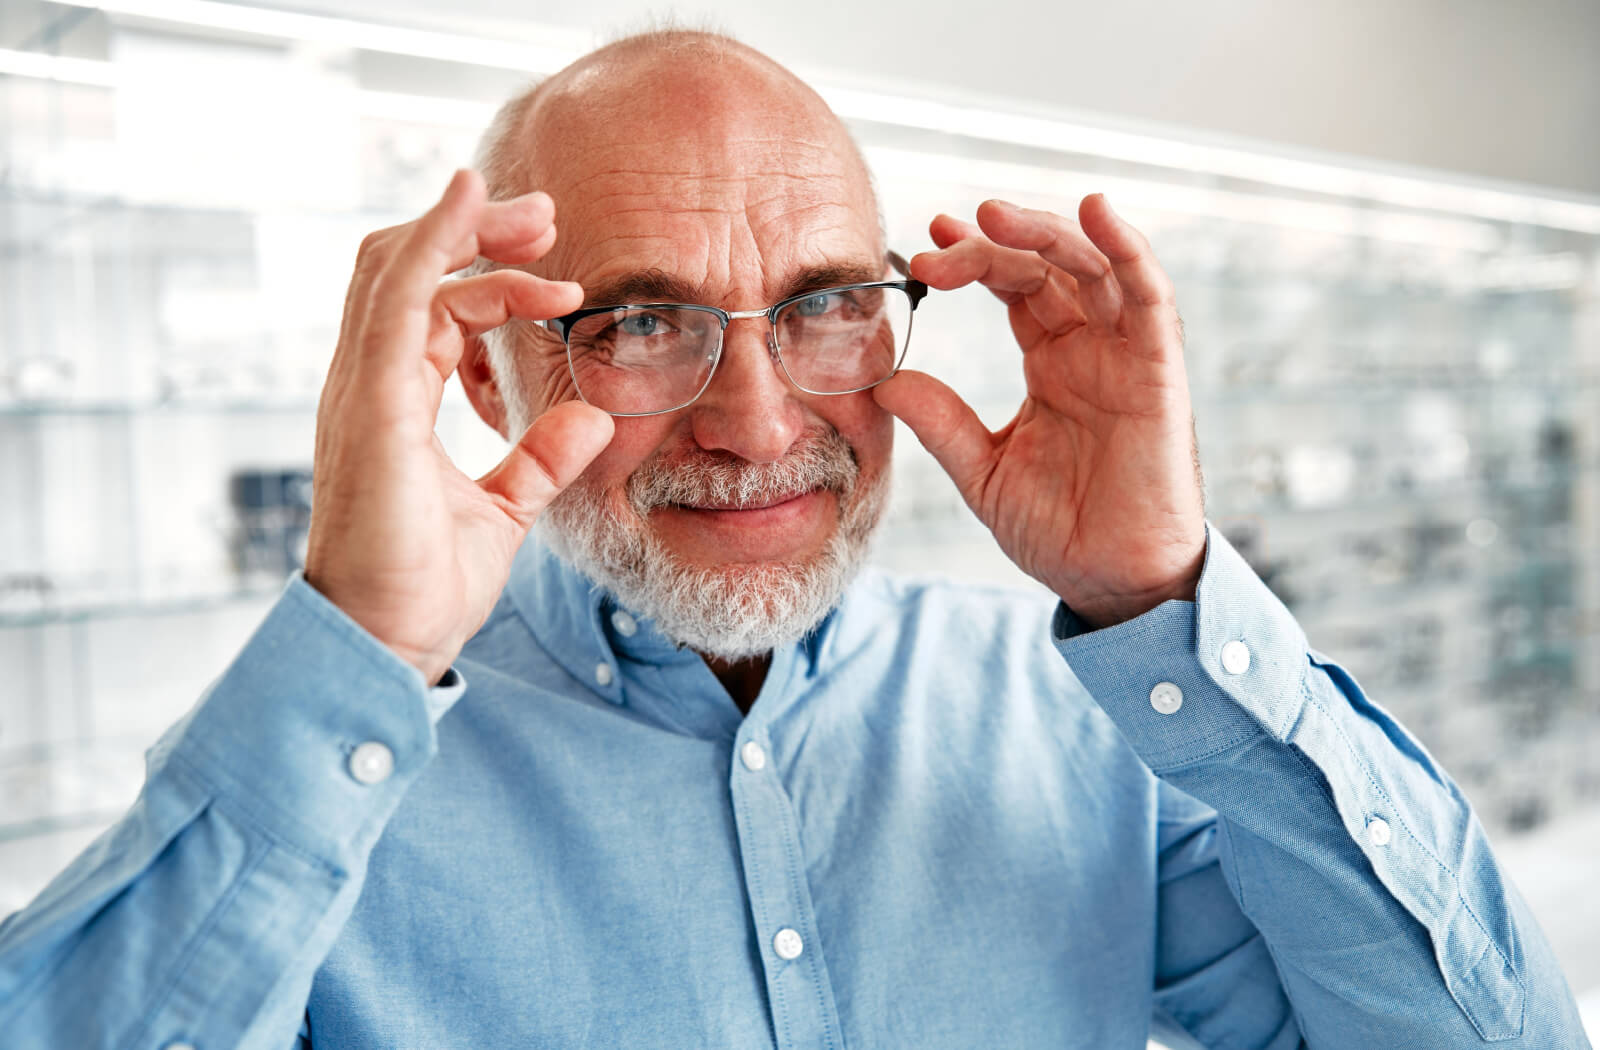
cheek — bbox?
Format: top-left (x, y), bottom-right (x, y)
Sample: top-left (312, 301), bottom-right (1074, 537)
top-left (816, 391), bottom-right (894, 478)
top-left (530, 352), bottom-right (578, 411)
top-left (578, 415), bottom-right (683, 501)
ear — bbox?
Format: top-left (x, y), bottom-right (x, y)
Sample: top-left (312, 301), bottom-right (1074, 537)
top-left (458, 334), bottom-right (511, 439)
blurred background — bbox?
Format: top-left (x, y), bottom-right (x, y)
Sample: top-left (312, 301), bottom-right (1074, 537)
top-left (1, 0), bottom-right (1597, 1038)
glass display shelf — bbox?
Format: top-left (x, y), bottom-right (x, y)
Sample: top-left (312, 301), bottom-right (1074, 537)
top-left (2, 0), bottom-right (1596, 869)
top-left (0, 735), bottom-right (152, 840)
top-left (0, 579), bottom-right (283, 628)
top-left (1, 180), bottom-right (416, 224)
top-left (0, 809), bottom-right (126, 845)
top-left (1194, 380), bottom-right (1599, 402)
top-left (0, 397), bottom-right (484, 417)
top-left (0, 397), bottom-right (322, 417)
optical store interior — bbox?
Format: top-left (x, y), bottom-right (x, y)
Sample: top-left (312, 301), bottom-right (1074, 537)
top-left (2, 0), bottom-right (1598, 1040)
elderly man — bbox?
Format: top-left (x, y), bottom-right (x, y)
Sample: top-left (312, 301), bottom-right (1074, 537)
top-left (0, 29), bottom-right (1587, 1050)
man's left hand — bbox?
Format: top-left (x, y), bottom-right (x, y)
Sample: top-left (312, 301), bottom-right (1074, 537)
top-left (873, 194), bottom-right (1205, 628)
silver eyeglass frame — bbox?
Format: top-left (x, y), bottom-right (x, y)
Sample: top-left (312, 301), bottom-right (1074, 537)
top-left (543, 252), bottom-right (928, 417)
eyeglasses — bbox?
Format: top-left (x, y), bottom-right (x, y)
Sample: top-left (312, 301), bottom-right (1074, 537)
top-left (543, 254), bottom-right (929, 417)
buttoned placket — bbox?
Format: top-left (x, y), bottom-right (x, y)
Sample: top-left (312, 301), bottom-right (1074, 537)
top-left (516, 547), bottom-right (848, 1044)
top-left (727, 717), bottom-right (846, 1050)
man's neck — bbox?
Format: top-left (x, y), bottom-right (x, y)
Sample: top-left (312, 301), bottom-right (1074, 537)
top-left (702, 652), bottom-right (771, 716)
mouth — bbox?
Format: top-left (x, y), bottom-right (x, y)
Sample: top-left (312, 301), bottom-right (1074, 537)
top-left (673, 488), bottom-right (817, 513)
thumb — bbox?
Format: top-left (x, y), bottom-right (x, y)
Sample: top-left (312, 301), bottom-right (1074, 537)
top-left (478, 400), bottom-right (615, 527)
top-left (873, 369), bottom-right (995, 505)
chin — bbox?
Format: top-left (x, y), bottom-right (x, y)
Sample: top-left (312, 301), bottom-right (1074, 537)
top-left (540, 469), bottom-right (889, 661)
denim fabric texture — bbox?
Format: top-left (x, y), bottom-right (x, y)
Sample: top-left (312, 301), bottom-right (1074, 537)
top-left (0, 526), bottom-right (1587, 1049)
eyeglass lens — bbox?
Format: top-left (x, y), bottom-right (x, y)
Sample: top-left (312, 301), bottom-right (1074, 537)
top-left (564, 285), bottom-right (914, 415)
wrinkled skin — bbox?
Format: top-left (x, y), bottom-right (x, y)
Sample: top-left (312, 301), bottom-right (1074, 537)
top-left (307, 39), bottom-right (1205, 694)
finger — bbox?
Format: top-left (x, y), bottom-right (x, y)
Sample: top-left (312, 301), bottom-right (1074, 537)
top-left (350, 192), bottom-right (558, 295)
top-left (478, 400), bottom-right (615, 529)
top-left (353, 169), bottom-right (488, 378)
top-left (912, 235), bottom-right (1045, 298)
top-left (974, 200), bottom-right (1123, 329)
top-left (443, 193), bottom-right (560, 270)
top-left (913, 222), bottom-right (1085, 334)
top-left (1078, 194), bottom-right (1182, 355)
top-left (929, 212), bottom-right (982, 250)
top-left (423, 271), bottom-right (585, 378)
top-left (398, 169), bottom-right (490, 305)
top-left (871, 369), bottom-right (996, 508)
top-left (437, 271), bottom-right (584, 340)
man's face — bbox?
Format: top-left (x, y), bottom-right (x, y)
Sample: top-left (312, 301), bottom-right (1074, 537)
top-left (490, 54), bottom-right (894, 658)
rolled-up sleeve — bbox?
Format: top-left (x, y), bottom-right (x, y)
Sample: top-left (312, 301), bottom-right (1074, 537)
top-left (0, 575), bottom-right (466, 1050)
top-left (1055, 525), bottom-right (1588, 1047)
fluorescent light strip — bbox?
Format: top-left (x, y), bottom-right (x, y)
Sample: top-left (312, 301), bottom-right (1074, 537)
top-left (85, 0), bottom-right (584, 72)
top-left (868, 147), bottom-right (1503, 252)
top-left (25, 1), bottom-right (1600, 233)
top-left (0, 47), bottom-right (121, 86)
top-left (826, 87), bottom-right (1600, 236)
top-left (0, 49), bottom-right (494, 128)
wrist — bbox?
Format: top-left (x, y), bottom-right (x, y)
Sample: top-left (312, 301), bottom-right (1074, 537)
top-left (303, 570), bottom-right (458, 686)
top-left (1061, 543), bottom-right (1205, 630)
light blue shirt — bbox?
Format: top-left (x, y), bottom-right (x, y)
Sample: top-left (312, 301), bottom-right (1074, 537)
top-left (0, 527), bottom-right (1587, 1049)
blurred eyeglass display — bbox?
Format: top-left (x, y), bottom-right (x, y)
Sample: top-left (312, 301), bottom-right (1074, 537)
top-left (1, 0), bottom-right (1597, 1024)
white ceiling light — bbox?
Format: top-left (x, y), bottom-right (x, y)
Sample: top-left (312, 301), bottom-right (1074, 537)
top-left (825, 87), bottom-right (1600, 235)
top-left (27, 1), bottom-right (1600, 234)
top-left (82, 0), bottom-right (585, 71)
top-left (0, 47), bottom-right (121, 86)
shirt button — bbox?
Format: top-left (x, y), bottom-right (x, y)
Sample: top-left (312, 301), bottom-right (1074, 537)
top-left (740, 740), bottom-right (767, 771)
top-left (773, 927), bottom-right (804, 960)
top-left (347, 742), bottom-right (394, 785)
top-left (611, 610), bottom-right (637, 637)
top-left (1149, 682), bottom-right (1184, 715)
top-left (1367, 817), bottom-right (1393, 847)
top-left (594, 662), bottom-right (614, 687)
top-left (1221, 639), bottom-right (1252, 675)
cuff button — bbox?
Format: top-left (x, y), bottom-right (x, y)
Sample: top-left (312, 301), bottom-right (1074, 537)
top-left (348, 741), bottom-right (395, 785)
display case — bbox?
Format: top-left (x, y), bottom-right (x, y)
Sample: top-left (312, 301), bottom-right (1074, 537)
top-left (3, 3), bottom-right (1598, 946)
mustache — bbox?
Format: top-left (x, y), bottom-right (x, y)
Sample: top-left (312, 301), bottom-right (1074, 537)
top-left (626, 428), bottom-right (859, 513)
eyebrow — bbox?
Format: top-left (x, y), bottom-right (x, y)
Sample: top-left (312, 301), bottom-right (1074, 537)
top-left (581, 261), bottom-right (887, 310)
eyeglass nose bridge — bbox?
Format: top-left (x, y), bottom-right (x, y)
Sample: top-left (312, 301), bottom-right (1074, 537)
top-left (721, 306), bottom-right (782, 360)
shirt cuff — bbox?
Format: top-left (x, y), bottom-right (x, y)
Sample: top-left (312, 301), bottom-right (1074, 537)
top-left (162, 573), bottom-right (468, 860)
top-left (1052, 523), bottom-right (1309, 772)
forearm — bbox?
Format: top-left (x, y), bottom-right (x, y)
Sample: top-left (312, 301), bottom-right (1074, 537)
top-left (1058, 526), bottom-right (1588, 1047)
top-left (0, 577), bottom-right (462, 1050)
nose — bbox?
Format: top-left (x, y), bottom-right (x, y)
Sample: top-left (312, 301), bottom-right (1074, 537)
top-left (688, 317), bottom-right (807, 463)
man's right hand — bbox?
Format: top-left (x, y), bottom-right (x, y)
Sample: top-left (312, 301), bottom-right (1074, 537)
top-left (304, 169), bottom-right (613, 685)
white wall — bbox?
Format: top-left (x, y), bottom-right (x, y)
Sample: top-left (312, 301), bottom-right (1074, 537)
top-left (294, 0), bottom-right (1600, 197)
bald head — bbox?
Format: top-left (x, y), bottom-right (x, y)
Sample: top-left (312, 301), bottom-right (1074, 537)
top-left (474, 30), bottom-right (878, 239)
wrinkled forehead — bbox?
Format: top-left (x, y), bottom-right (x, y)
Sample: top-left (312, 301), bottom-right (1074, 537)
top-left (520, 50), bottom-right (882, 302)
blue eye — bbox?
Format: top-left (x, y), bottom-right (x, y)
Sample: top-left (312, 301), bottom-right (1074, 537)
top-left (794, 293), bottom-right (837, 317)
top-left (618, 313), bottom-right (663, 337)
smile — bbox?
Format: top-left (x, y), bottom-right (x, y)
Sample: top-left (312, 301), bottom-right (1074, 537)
top-left (674, 489), bottom-right (816, 513)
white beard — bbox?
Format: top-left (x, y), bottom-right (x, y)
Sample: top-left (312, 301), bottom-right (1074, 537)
top-left (537, 426), bottom-right (888, 663)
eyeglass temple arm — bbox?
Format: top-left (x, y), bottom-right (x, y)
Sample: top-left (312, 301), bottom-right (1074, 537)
top-left (887, 250), bottom-right (930, 307)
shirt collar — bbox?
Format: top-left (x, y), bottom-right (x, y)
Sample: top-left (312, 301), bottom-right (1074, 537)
top-left (504, 533), bottom-right (841, 706)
